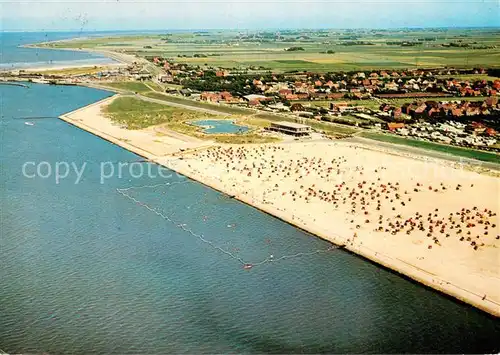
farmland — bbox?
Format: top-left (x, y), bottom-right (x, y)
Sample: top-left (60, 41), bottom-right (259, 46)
top-left (30, 28), bottom-right (500, 155)
top-left (100, 81), bottom-right (159, 93)
top-left (37, 28), bottom-right (500, 73)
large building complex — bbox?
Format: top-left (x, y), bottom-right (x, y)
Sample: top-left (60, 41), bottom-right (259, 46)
top-left (268, 121), bottom-right (312, 136)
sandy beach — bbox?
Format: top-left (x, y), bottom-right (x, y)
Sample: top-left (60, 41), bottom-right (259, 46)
top-left (2, 43), bottom-right (135, 73)
top-left (60, 95), bottom-right (212, 156)
top-left (20, 62), bottom-right (127, 73)
top-left (60, 97), bottom-right (500, 317)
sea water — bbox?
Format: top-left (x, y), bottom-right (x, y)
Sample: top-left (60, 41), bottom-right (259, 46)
top-left (0, 32), bottom-right (116, 69)
top-left (1, 84), bottom-right (500, 354)
top-left (192, 119), bottom-right (250, 134)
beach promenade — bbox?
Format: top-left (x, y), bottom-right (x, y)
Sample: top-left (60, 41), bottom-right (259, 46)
top-left (59, 98), bottom-right (500, 317)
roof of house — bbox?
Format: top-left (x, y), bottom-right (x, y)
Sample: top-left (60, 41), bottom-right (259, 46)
top-left (387, 123), bottom-right (405, 130)
top-left (272, 121), bottom-right (311, 129)
top-left (243, 94), bottom-right (268, 101)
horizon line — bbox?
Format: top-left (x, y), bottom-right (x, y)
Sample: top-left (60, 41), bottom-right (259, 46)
top-left (2, 26), bottom-right (500, 33)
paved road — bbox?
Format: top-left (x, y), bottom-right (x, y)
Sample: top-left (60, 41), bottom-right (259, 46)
top-left (348, 136), bottom-right (500, 171)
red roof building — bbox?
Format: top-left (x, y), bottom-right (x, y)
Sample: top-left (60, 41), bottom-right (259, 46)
top-left (485, 128), bottom-right (497, 136)
top-left (386, 123), bottom-right (405, 131)
top-left (279, 89), bottom-right (293, 97)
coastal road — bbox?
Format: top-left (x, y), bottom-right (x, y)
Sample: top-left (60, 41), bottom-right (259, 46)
top-left (133, 93), bottom-right (233, 117)
top-left (348, 136), bottom-right (500, 172)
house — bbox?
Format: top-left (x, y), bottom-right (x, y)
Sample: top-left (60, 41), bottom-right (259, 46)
top-left (201, 92), bottom-right (221, 102)
top-left (158, 74), bottom-right (173, 83)
top-left (379, 103), bottom-right (391, 112)
top-left (485, 97), bottom-right (499, 107)
top-left (386, 122), bottom-right (405, 131)
top-left (392, 107), bottom-right (402, 119)
top-left (216, 70), bottom-right (229, 77)
top-left (324, 81), bottom-right (335, 88)
top-left (450, 108), bottom-right (463, 117)
top-left (268, 121), bottom-right (311, 136)
top-left (290, 103), bottom-right (305, 112)
top-left (465, 107), bottom-right (481, 116)
top-left (466, 122), bottom-right (486, 134)
top-left (427, 107), bottom-right (441, 117)
top-left (279, 89), bottom-right (293, 97)
top-left (327, 93), bottom-right (345, 99)
top-left (485, 128), bottom-right (497, 137)
top-left (248, 100), bottom-right (261, 106)
top-left (402, 103), bottom-right (414, 115)
top-left (285, 94), bottom-right (299, 101)
top-left (413, 103), bottom-right (427, 116)
top-left (243, 94), bottom-right (268, 102)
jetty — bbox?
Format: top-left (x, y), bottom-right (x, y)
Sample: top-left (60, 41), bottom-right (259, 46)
top-left (0, 81), bottom-right (29, 88)
top-left (13, 116), bottom-right (56, 120)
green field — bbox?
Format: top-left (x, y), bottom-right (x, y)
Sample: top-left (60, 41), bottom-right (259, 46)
top-left (435, 74), bottom-right (500, 82)
top-left (103, 96), bottom-right (277, 143)
top-left (103, 96), bottom-right (209, 129)
top-left (100, 81), bottom-right (157, 94)
top-left (301, 95), bottom-right (493, 111)
top-left (143, 92), bottom-right (255, 115)
top-left (379, 96), bottom-right (493, 107)
top-left (360, 132), bottom-right (500, 164)
top-left (38, 28), bottom-right (500, 73)
top-left (299, 99), bottom-right (383, 110)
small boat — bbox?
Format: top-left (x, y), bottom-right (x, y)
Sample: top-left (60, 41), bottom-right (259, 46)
top-left (243, 264), bottom-right (253, 270)
top-left (24, 122), bottom-right (34, 126)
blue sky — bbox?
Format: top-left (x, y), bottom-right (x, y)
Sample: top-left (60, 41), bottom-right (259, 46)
top-left (2, 0), bottom-right (499, 31)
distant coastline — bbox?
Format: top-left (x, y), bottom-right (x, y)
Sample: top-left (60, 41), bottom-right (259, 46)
top-left (0, 32), bottom-right (120, 71)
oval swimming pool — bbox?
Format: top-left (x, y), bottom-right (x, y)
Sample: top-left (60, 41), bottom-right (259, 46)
top-left (192, 119), bottom-right (250, 134)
